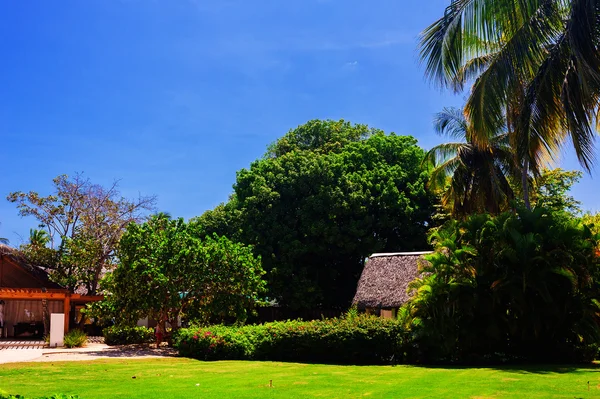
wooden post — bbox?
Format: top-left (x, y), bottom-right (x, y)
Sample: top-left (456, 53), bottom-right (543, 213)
top-left (63, 294), bottom-right (70, 334)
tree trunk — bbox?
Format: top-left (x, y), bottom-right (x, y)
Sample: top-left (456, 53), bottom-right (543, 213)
top-left (41, 299), bottom-right (49, 338)
top-left (521, 159), bottom-right (531, 210)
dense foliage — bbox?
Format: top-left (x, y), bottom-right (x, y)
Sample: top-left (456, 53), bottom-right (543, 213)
top-left (102, 325), bottom-right (154, 345)
top-left (101, 214), bottom-right (265, 331)
top-left (530, 168), bottom-right (583, 215)
top-left (405, 207), bottom-right (600, 363)
top-left (174, 313), bottom-right (408, 364)
top-left (194, 119), bottom-right (434, 310)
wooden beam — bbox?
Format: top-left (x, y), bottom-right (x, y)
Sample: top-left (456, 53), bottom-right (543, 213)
top-left (63, 294), bottom-right (71, 334)
top-left (71, 295), bottom-right (104, 302)
top-left (0, 291), bottom-right (68, 300)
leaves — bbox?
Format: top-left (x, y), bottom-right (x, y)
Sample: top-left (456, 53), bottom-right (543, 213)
top-left (405, 207), bottom-right (600, 362)
top-left (420, 0), bottom-right (600, 174)
top-left (105, 214), bottom-right (266, 328)
top-left (201, 120), bottom-right (434, 310)
top-left (7, 174), bottom-right (156, 295)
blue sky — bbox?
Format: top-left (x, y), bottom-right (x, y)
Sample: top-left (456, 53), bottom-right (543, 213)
top-left (1, 0), bottom-right (598, 245)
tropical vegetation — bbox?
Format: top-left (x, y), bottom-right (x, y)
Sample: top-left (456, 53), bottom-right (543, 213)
top-left (404, 207), bottom-right (600, 363)
top-left (420, 0), bottom-right (600, 183)
top-left (97, 214), bottom-right (266, 333)
top-left (194, 119), bottom-right (434, 310)
top-left (424, 107), bottom-right (516, 217)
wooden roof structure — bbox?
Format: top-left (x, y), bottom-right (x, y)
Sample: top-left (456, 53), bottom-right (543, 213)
top-left (352, 252), bottom-right (432, 309)
top-left (0, 244), bottom-right (102, 333)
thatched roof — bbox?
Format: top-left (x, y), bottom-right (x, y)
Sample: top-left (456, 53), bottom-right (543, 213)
top-left (0, 244), bottom-right (63, 289)
top-left (352, 251), bottom-right (432, 309)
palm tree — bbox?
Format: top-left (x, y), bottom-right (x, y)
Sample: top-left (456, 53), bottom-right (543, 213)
top-left (420, 1), bottom-right (600, 176)
top-left (29, 228), bottom-right (50, 247)
top-left (424, 107), bottom-right (517, 218)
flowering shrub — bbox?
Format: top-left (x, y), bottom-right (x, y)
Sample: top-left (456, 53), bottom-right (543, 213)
top-left (174, 314), bottom-right (409, 364)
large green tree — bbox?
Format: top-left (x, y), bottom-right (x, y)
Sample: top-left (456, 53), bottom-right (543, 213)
top-left (420, 1), bottom-right (600, 193)
top-left (105, 214), bottom-right (265, 330)
top-left (195, 120), bottom-right (434, 310)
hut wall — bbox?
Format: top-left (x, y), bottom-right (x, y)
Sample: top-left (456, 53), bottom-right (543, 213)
top-left (2, 300), bottom-right (62, 337)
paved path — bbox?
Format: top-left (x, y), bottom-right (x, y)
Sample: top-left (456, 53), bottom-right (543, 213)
top-left (0, 348), bottom-right (45, 364)
top-left (0, 342), bottom-right (177, 364)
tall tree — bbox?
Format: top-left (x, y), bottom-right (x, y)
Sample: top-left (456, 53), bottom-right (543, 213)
top-left (420, 1), bottom-right (600, 176)
top-left (195, 120), bottom-right (434, 310)
top-left (105, 214), bottom-right (265, 330)
top-left (424, 107), bottom-right (517, 218)
top-left (8, 174), bottom-right (156, 294)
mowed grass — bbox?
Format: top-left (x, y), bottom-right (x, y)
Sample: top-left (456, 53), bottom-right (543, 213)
top-left (1, 358), bottom-right (600, 399)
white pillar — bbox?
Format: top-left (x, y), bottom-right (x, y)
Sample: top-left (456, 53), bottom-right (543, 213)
top-left (136, 317), bottom-right (149, 327)
top-left (50, 313), bottom-right (65, 347)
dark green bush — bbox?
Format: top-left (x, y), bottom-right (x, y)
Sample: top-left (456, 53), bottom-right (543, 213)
top-left (63, 329), bottom-right (87, 348)
top-left (174, 314), bottom-right (409, 364)
top-left (103, 325), bottom-right (154, 345)
top-left (406, 207), bottom-right (600, 363)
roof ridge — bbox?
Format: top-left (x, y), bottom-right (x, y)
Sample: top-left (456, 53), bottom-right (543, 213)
top-left (369, 251), bottom-right (433, 258)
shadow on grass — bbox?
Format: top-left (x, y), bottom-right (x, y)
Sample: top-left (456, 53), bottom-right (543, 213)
top-left (409, 362), bottom-right (600, 375)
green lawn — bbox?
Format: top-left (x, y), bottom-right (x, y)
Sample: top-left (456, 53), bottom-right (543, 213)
top-left (1, 359), bottom-right (599, 399)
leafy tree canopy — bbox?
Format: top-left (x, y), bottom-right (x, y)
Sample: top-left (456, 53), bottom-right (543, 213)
top-left (530, 168), bottom-right (583, 215)
top-left (265, 119), bottom-right (376, 158)
top-left (102, 214), bottom-right (265, 329)
top-left (194, 120), bottom-right (434, 310)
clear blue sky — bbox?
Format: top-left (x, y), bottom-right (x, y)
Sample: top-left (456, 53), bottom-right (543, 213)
top-left (1, 0), bottom-right (597, 245)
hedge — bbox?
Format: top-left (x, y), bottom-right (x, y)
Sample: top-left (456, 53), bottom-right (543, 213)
top-left (103, 325), bottom-right (154, 345)
top-left (174, 314), bottom-right (410, 364)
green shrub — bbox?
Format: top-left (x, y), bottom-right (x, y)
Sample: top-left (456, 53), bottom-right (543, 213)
top-left (63, 329), bottom-right (87, 348)
top-left (103, 325), bottom-right (154, 345)
top-left (405, 207), bottom-right (600, 363)
top-left (174, 314), bottom-right (409, 364)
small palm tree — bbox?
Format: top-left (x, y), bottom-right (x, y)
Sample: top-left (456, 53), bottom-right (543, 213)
top-left (424, 107), bottom-right (517, 218)
top-left (29, 229), bottom-right (50, 247)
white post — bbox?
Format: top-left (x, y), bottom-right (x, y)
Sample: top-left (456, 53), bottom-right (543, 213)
top-left (136, 317), bottom-right (149, 327)
top-left (50, 313), bottom-right (65, 347)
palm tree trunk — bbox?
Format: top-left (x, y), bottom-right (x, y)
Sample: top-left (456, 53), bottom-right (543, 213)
top-left (521, 159), bottom-right (531, 210)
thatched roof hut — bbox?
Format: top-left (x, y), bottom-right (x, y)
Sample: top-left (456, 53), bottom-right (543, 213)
top-left (352, 252), bottom-right (432, 309)
top-left (0, 244), bottom-right (62, 289)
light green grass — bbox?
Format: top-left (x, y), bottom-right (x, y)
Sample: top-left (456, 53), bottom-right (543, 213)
top-left (1, 359), bottom-right (599, 399)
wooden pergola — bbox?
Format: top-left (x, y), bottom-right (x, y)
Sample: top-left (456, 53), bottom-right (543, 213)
top-left (0, 288), bottom-right (103, 334)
